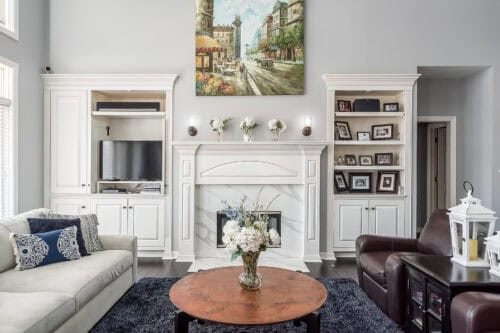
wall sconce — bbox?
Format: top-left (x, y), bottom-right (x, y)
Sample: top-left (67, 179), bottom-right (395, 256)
top-left (302, 117), bottom-right (312, 136)
top-left (188, 118), bottom-right (198, 136)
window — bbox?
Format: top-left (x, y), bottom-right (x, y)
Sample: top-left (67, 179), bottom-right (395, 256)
top-left (0, 0), bottom-right (18, 40)
top-left (0, 57), bottom-right (17, 218)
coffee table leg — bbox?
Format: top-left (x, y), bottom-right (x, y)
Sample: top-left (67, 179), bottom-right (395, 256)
top-left (175, 310), bottom-right (194, 333)
top-left (297, 311), bottom-right (321, 333)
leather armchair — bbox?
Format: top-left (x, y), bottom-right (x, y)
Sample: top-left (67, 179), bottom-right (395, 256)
top-left (356, 209), bottom-right (452, 324)
top-left (451, 292), bottom-right (500, 333)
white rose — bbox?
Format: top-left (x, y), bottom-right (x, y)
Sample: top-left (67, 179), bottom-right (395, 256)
top-left (211, 118), bottom-right (222, 130)
top-left (269, 228), bottom-right (281, 245)
top-left (223, 220), bottom-right (240, 235)
top-left (268, 119), bottom-right (278, 130)
top-left (244, 117), bottom-right (255, 127)
top-left (279, 120), bottom-right (287, 133)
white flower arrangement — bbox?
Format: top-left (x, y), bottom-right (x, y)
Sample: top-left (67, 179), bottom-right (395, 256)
top-left (221, 189), bottom-right (281, 260)
top-left (239, 117), bottom-right (258, 135)
top-left (209, 117), bottom-right (231, 136)
top-left (267, 119), bottom-right (287, 133)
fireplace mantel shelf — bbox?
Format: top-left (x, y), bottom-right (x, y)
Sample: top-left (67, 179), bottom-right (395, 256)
top-left (171, 141), bottom-right (328, 146)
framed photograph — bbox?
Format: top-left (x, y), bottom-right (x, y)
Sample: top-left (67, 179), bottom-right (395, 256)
top-left (357, 131), bottom-right (370, 141)
top-left (349, 173), bottom-right (372, 193)
top-left (345, 155), bottom-right (357, 165)
top-left (359, 155), bottom-right (373, 166)
top-left (337, 100), bottom-right (352, 112)
top-left (372, 124), bottom-right (394, 140)
top-left (377, 171), bottom-right (399, 193)
top-left (375, 153), bottom-right (394, 166)
top-left (335, 121), bottom-right (352, 140)
top-left (383, 103), bottom-right (399, 112)
top-left (334, 172), bottom-right (349, 192)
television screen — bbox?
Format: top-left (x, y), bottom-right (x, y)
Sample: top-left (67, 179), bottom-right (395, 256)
top-left (100, 141), bottom-right (162, 181)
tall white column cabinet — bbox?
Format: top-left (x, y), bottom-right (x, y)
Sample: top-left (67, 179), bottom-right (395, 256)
top-left (43, 74), bottom-right (177, 257)
top-left (323, 74), bottom-right (420, 258)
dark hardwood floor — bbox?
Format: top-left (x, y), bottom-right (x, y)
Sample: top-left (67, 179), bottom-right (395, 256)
top-left (138, 259), bottom-right (358, 282)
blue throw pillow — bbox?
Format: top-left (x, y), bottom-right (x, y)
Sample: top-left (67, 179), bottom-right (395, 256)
top-left (9, 226), bottom-right (82, 271)
top-left (28, 218), bottom-right (88, 256)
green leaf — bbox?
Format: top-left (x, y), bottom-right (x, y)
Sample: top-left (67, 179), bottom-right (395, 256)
top-left (231, 252), bottom-right (240, 261)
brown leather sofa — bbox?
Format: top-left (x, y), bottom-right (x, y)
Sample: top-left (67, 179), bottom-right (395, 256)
top-left (451, 292), bottom-right (500, 333)
top-left (355, 209), bottom-right (452, 324)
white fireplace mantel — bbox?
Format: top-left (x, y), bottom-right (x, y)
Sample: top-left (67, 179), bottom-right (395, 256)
top-left (173, 141), bottom-right (327, 262)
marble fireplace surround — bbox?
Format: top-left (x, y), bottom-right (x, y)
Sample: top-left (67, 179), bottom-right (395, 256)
top-left (173, 142), bottom-right (327, 263)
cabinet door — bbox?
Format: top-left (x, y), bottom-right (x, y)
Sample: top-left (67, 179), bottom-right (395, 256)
top-left (90, 198), bottom-right (128, 235)
top-left (128, 198), bottom-right (165, 248)
top-left (49, 197), bottom-right (89, 215)
top-left (49, 91), bottom-right (88, 194)
top-left (333, 199), bottom-right (369, 248)
top-left (368, 199), bottom-right (404, 237)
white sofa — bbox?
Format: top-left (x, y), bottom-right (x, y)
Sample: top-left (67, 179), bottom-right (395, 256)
top-left (0, 209), bottom-right (137, 333)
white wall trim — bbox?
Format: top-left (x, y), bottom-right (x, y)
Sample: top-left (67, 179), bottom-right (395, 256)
top-left (417, 116), bottom-right (457, 208)
top-left (41, 74), bottom-right (178, 90)
top-left (0, 0), bottom-right (19, 40)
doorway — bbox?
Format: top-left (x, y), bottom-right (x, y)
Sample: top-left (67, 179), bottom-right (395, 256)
top-left (416, 116), bottom-right (456, 235)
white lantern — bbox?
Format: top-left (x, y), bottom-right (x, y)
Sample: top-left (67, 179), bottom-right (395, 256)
top-left (448, 190), bottom-right (497, 267)
top-left (485, 234), bottom-right (500, 276)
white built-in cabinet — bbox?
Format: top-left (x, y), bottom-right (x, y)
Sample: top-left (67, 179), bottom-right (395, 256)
top-left (333, 198), bottom-right (404, 248)
top-left (43, 74), bottom-right (177, 256)
top-left (49, 91), bottom-right (89, 194)
top-left (323, 74), bottom-right (420, 258)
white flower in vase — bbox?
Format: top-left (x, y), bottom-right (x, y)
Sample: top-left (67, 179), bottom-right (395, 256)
top-left (267, 119), bottom-right (287, 141)
top-left (236, 227), bottom-right (265, 253)
top-left (240, 117), bottom-right (258, 142)
top-left (209, 117), bottom-right (231, 137)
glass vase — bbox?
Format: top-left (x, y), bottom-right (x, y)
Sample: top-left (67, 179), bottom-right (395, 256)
top-left (239, 251), bottom-right (262, 290)
top-left (271, 130), bottom-right (280, 142)
top-left (243, 131), bottom-right (253, 142)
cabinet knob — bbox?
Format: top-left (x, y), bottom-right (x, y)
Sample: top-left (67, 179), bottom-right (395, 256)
top-left (81, 184), bottom-right (85, 187)
top-left (364, 207), bottom-right (368, 210)
top-left (122, 206), bottom-right (127, 209)
top-left (129, 206), bottom-right (133, 209)
top-left (371, 207), bottom-right (375, 210)
top-left (81, 206), bottom-right (86, 209)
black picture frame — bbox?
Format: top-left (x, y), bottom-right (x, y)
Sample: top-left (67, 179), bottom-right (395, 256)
top-left (377, 171), bottom-right (399, 193)
top-left (383, 103), bottom-right (399, 112)
top-left (372, 124), bottom-right (394, 140)
top-left (345, 154), bottom-right (357, 165)
top-left (337, 100), bottom-right (352, 112)
top-left (357, 131), bottom-right (370, 141)
top-left (349, 173), bottom-right (372, 193)
top-left (335, 121), bottom-right (352, 140)
top-left (375, 153), bottom-right (394, 166)
top-left (359, 155), bottom-right (373, 166)
top-left (334, 172), bottom-right (349, 193)
top-left (216, 211), bottom-right (282, 248)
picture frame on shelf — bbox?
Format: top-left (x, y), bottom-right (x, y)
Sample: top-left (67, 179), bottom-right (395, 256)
top-left (335, 121), bottom-right (352, 140)
top-left (372, 124), bottom-right (394, 140)
top-left (334, 172), bottom-right (349, 193)
top-left (337, 100), bottom-right (352, 112)
top-left (383, 103), bottom-right (399, 112)
top-left (349, 173), bottom-right (372, 193)
top-left (377, 171), bottom-right (399, 193)
top-left (357, 131), bottom-right (370, 141)
top-left (345, 155), bottom-right (357, 165)
top-left (375, 153), bottom-right (394, 166)
top-left (359, 155), bottom-right (373, 166)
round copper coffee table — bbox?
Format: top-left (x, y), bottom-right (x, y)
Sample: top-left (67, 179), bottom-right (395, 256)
top-left (169, 266), bottom-right (327, 332)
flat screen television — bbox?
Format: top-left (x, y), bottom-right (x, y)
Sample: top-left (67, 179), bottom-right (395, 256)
top-left (100, 140), bottom-right (162, 181)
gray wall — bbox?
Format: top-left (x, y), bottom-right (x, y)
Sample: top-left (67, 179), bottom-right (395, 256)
top-left (0, 0), bottom-right (49, 212)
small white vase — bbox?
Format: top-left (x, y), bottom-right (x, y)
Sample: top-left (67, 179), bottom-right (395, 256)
top-left (243, 132), bottom-right (253, 142)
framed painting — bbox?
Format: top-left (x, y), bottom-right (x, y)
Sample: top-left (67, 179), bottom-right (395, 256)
top-left (195, 0), bottom-right (305, 96)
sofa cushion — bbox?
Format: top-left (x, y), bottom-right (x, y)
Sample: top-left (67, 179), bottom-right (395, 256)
top-left (28, 218), bottom-right (89, 256)
top-left (0, 209), bottom-right (52, 273)
top-left (0, 291), bottom-right (75, 333)
top-left (359, 251), bottom-right (393, 287)
top-left (0, 250), bottom-right (132, 310)
top-left (10, 226), bottom-right (82, 271)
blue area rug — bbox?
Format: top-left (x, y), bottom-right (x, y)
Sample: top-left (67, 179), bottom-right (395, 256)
top-left (91, 277), bottom-right (401, 333)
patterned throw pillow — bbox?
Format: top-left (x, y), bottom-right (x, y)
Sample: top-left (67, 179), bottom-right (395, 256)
top-left (40, 213), bottom-right (102, 252)
top-left (9, 226), bottom-right (81, 271)
top-left (28, 218), bottom-right (89, 256)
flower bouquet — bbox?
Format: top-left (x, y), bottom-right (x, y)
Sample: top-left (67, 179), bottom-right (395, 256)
top-left (239, 117), bottom-right (258, 142)
top-left (221, 189), bottom-right (281, 290)
top-left (267, 119), bottom-right (287, 141)
top-left (209, 117), bottom-right (231, 140)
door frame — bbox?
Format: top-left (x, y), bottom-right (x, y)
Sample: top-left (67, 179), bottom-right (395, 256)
top-left (417, 116), bottom-right (457, 211)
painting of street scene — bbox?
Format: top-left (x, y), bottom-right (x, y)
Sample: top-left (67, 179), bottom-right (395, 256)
top-left (195, 0), bottom-right (304, 96)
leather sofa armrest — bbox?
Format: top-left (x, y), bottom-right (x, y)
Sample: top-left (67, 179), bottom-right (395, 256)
top-left (356, 234), bottom-right (418, 255)
top-left (451, 292), bottom-right (500, 333)
top-left (99, 235), bottom-right (138, 282)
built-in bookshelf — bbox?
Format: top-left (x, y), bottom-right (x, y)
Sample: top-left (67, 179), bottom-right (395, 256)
top-left (323, 74), bottom-right (420, 258)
